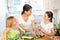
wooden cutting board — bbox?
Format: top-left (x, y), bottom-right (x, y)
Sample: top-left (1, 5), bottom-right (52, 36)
top-left (24, 36), bottom-right (50, 40)
top-left (35, 36), bottom-right (50, 40)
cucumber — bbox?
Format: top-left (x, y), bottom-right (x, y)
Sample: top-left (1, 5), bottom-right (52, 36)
top-left (22, 36), bottom-right (32, 39)
top-left (18, 26), bottom-right (25, 32)
top-left (22, 34), bottom-right (29, 36)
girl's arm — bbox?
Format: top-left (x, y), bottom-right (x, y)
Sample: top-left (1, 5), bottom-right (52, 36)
top-left (39, 25), bottom-right (55, 36)
top-left (2, 30), bottom-right (6, 40)
top-left (49, 28), bottom-right (55, 36)
top-left (2, 28), bottom-right (10, 40)
top-left (42, 28), bottom-right (55, 36)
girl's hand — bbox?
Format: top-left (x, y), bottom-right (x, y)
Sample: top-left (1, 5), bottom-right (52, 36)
top-left (51, 36), bottom-right (60, 40)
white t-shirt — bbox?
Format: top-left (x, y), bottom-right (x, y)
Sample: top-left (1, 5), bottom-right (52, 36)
top-left (17, 15), bottom-right (34, 30)
top-left (40, 22), bottom-right (54, 33)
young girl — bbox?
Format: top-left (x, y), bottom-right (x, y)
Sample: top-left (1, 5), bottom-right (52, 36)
top-left (39, 11), bottom-right (55, 36)
top-left (39, 11), bottom-right (60, 40)
top-left (2, 16), bottom-right (20, 40)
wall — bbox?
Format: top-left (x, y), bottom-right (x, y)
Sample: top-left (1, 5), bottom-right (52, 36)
top-left (43, 0), bottom-right (60, 10)
top-left (0, 0), bottom-right (7, 40)
top-left (56, 10), bottom-right (60, 24)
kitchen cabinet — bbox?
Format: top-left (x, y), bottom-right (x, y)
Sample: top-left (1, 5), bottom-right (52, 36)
top-left (43, 0), bottom-right (52, 10)
top-left (43, 0), bottom-right (60, 10)
top-left (53, 0), bottom-right (60, 9)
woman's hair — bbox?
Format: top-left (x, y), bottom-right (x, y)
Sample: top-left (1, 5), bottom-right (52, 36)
top-left (6, 16), bottom-right (14, 27)
top-left (22, 4), bottom-right (32, 15)
top-left (45, 11), bottom-right (53, 22)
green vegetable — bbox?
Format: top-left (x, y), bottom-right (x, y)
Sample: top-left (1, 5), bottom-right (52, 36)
top-left (54, 23), bottom-right (60, 36)
top-left (22, 34), bottom-right (29, 36)
top-left (22, 36), bottom-right (32, 39)
top-left (54, 23), bottom-right (60, 29)
top-left (20, 34), bottom-right (33, 39)
top-left (7, 32), bottom-right (19, 40)
top-left (18, 26), bottom-right (25, 32)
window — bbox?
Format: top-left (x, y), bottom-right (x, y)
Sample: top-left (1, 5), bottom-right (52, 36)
top-left (7, 0), bottom-right (44, 24)
top-left (7, 0), bottom-right (44, 15)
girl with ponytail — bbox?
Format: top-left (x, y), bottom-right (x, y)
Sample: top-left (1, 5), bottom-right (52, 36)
top-left (38, 11), bottom-right (55, 36)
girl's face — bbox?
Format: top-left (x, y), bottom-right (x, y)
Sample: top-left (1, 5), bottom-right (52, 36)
top-left (43, 13), bottom-right (50, 22)
top-left (12, 18), bottom-right (17, 26)
top-left (25, 9), bottom-right (32, 16)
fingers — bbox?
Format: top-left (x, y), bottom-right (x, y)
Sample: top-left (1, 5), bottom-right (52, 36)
top-left (30, 30), bottom-right (36, 36)
top-left (51, 36), bottom-right (60, 40)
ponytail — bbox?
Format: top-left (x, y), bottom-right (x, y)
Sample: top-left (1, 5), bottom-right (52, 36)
top-left (46, 11), bottom-right (53, 22)
top-left (21, 11), bottom-right (24, 15)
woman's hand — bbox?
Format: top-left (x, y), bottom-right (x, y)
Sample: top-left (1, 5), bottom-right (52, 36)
top-left (24, 29), bottom-right (35, 36)
top-left (29, 30), bottom-right (35, 36)
top-left (37, 30), bottom-right (44, 36)
top-left (37, 30), bottom-right (41, 35)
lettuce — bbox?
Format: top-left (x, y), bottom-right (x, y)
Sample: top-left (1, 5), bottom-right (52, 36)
top-left (7, 32), bottom-right (19, 40)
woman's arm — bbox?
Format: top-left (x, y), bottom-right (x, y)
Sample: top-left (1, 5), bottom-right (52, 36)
top-left (31, 20), bottom-right (41, 35)
top-left (19, 24), bottom-right (31, 32)
top-left (19, 24), bottom-right (35, 35)
top-left (31, 20), bottom-right (37, 30)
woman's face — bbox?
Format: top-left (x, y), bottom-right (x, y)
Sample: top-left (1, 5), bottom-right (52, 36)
top-left (25, 8), bottom-right (32, 16)
top-left (43, 13), bottom-right (50, 21)
top-left (12, 18), bottom-right (17, 26)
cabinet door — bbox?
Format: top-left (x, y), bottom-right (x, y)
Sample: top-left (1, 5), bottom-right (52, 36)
top-left (54, 0), bottom-right (60, 9)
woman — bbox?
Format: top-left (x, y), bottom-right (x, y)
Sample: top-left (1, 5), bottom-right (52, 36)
top-left (17, 4), bottom-right (39, 36)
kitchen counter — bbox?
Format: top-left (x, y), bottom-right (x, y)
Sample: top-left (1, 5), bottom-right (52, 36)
top-left (24, 36), bottom-right (50, 40)
top-left (35, 36), bottom-right (50, 40)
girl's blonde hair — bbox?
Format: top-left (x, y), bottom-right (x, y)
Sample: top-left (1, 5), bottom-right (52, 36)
top-left (6, 16), bottom-right (14, 27)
